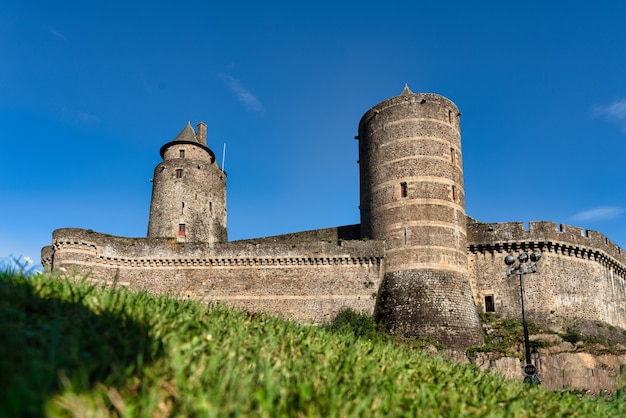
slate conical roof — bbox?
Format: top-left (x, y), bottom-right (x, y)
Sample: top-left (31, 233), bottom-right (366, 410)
top-left (172, 121), bottom-right (198, 143)
top-left (159, 121), bottom-right (215, 161)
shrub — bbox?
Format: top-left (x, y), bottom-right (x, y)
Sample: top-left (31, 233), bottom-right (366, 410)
top-left (324, 308), bottom-right (380, 339)
top-left (562, 328), bottom-right (583, 344)
top-left (529, 339), bottom-right (551, 349)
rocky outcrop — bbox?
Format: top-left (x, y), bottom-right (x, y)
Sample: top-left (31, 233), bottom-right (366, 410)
top-left (473, 336), bottom-right (626, 392)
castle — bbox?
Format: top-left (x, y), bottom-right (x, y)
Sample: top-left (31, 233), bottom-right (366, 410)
top-left (42, 86), bottom-right (626, 349)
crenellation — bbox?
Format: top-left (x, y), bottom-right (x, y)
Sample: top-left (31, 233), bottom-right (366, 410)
top-left (469, 219), bottom-right (626, 268)
top-left (469, 217), bottom-right (626, 330)
top-left (49, 226), bottom-right (384, 272)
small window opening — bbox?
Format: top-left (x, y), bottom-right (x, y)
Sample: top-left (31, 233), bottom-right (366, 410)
top-left (450, 147), bottom-right (456, 163)
top-left (451, 185), bottom-right (457, 201)
top-left (175, 169), bottom-right (183, 179)
top-left (448, 110), bottom-right (452, 122)
top-left (178, 224), bottom-right (186, 236)
top-left (400, 182), bottom-right (408, 198)
top-left (180, 149), bottom-right (185, 158)
top-left (181, 202), bottom-right (185, 214)
top-left (209, 201), bottom-right (212, 213)
top-left (485, 295), bottom-right (495, 312)
top-left (404, 227), bottom-right (408, 246)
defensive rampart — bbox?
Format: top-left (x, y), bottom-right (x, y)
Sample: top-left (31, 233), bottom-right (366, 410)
top-left (42, 218), bottom-right (626, 334)
top-left (42, 226), bottom-right (385, 324)
top-left (38, 88), bottom-right (626, 359)
top-left (467, 220), bottom-right (626, 332)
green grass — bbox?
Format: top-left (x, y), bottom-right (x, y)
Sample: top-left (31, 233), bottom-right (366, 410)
top-left (1, 271), bottom-right (624, 417)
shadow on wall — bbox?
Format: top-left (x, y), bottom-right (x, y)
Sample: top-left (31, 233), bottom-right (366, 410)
top-left (0, 276), bottom-right (159, 417)
top-left (337, 225), bottom-right (362, 240)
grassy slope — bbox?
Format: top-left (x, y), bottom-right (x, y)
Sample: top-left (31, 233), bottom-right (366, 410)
top-left (1, 272), bottom-right (624, 417)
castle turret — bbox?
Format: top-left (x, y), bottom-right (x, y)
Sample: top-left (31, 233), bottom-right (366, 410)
top-left (358, 85), bottom-right (483, 348)
top-left (147, 121), bottom-right (227, 244)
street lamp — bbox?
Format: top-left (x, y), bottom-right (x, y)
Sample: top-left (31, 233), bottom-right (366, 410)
top-left (531, 347), bottom-right (540, 364)
top-left (505, 251), bottom-right (542, 384)
top-left (531, 347), bottom-right (541, 384)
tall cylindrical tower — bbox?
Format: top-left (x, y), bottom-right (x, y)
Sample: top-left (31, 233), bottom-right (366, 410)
top-left (147, 121), bottom-right (227, 244)
top-left (358, 85), bottom-right (482, 348)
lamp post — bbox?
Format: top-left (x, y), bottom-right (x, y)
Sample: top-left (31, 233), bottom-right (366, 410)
top-left (504, 251), bottom-right (542, 384)
top-left (531, 347), bottom-right (541, 385)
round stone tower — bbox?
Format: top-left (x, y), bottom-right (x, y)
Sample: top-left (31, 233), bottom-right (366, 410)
top-left (147, 121), bottom-right (227, 244)
top-left (358, 85), bottom-right (483, 348)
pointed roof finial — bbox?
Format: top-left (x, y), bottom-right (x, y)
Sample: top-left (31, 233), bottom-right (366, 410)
top-left (401, 83), bottom-right (413, 96)
top-left (173, 121), bottom-right (198, 143)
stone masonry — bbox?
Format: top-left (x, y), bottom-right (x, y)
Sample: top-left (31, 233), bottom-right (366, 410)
top-left (42, 86), bottom-right (626, 350)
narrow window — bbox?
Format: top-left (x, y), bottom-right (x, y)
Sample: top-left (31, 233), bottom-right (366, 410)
top-left (181, 202), bottom-right (185, 214)
top-left (485, 295), bottom-right (495, 312)
top-left (180, 149), bottom-right (185, 158)
top-left (178, 224), bottom-right (186, 236)
top-left (209, 201), bottom-right (212, 213)
top-left (404, 227), bottom-right (407, 246)
top-left (400, 182), bottom-right (408, 198)
top-left (448, 110), bottom-right (452, 122)
top-left (450, 147), bottom-right (456, 163)
top-left (451, 185), bottom-right (456, 201)
top-left (175, 169), bottom-right (183, 178)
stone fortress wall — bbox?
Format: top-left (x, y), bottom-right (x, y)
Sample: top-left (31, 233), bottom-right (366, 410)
top-left (43, 226), bottom-right (385, 324)
top-left (41, 86), bottom-right (626, 349)
top-left (42, 218), bottom-right (626, 333)
top-left (467, 220), bottom-right (626, 333)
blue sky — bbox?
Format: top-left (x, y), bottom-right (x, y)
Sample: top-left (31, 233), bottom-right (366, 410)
top-left (2, 1), bottom-right (626, 266)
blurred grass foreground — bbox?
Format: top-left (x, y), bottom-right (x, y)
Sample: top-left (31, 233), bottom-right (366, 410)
top-left (1, 266), bottom-right (624, 417)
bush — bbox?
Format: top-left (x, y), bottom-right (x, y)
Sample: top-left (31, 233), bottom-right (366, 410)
top-left (562, 328), bottom-right (583, 344)
top-left (529, 339), bottom-right (551, 349)
top-left (324, 308), bottom-right (380, 339)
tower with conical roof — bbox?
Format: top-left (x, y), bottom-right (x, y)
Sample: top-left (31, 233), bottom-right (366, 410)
top-left (147, 122), bottom-right (227, 244)
top-left (358, 85), bottom-right (483, 348)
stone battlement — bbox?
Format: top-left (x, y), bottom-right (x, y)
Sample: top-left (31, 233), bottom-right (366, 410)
top-left (43, 227), bottom-right (386, 326)
top-left (468, 220), bottom-right (626, 270)
top-left (45, 227), bottom-right (384, 271)
top-left (467, 218), bottom-right (626, 336)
